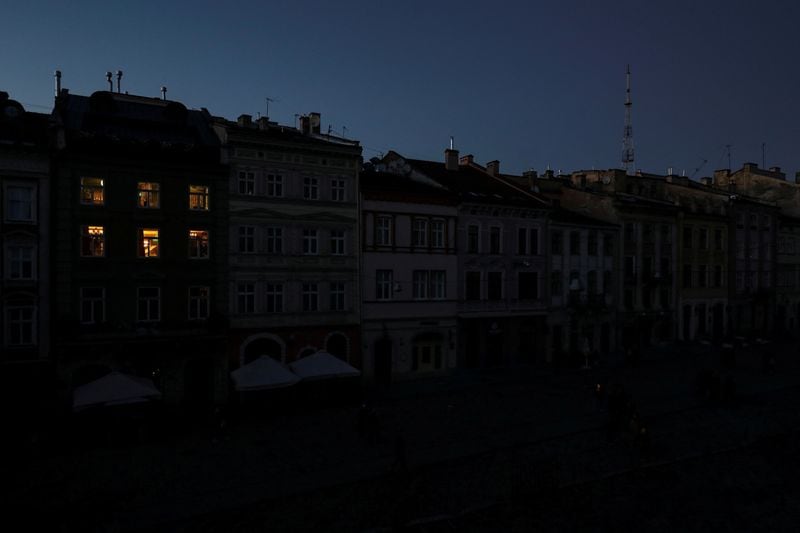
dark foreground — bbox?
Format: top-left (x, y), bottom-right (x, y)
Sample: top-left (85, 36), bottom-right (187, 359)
top-left (7, 339), bottom-right (800, 532)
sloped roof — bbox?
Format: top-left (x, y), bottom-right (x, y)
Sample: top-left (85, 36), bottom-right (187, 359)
top-left (0, 93), bottom-right (50, 147)
top-left (401, 156), bottom-right (550, 208)
top-left (550, 207), bottom-right (619, 227)
top-left (361, 170), bottom-right (456, 203)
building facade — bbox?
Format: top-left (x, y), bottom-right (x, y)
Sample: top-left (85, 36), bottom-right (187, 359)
top-left (360, 170), bottom-right (458, 383)
top-left (51, 89), bottom-right (230, 413)
top-left (0, 92), bottom-right (53, 423)
top-left (384, 150), bottom-right (552, 368)
top-left (212, 113), bottom-right (362, 375)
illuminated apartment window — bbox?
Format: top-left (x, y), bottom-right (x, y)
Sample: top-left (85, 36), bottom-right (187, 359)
top-left (188, 230), bottom-right (209, 258)
top-left (80, 177), bottom-right (104, 205)
top-left (189, 185), bottom-right (209, 210)
top-left (137, 228), bottom-right (160, 258)
top-left (137, 182), bottom-right (160, 208)
top-left (81, 226), bottom-right (105, 257)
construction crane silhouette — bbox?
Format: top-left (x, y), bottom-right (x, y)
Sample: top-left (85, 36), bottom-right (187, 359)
top-left (691, 158), bottom-right (708, 179)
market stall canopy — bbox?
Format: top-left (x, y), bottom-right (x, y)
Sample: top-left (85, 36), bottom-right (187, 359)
top-left (288, 351), bottom-right (361, 381)
top-left (73, 371), bottom-right (162, 412)
top-left (231, 356), bottom-right (300, 391)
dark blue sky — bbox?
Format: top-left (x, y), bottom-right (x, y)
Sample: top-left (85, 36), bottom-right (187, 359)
top-left (3, 1), bottom-right (798, 177)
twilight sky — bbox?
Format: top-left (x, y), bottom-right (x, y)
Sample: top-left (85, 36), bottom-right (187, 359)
top-left (3, 0), bottom-right (798, 177)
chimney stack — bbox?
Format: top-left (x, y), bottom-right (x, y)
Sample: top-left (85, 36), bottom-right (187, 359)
top-left (160, 86), bottom-right (167, 100)
top-left (116, 70), bottom-right (123, 93)
top-left (237, 114), bottom-right (252, 127)
top-left (106, 72), bottom-right (113, 91)
top-left (445, 148), bottom-right (459, 171)
top-left (54, 70), bottom-right (62, 97)
top-left (459, 154), bottom-right (474, 166)
top-left (309, 112), bottom-right (321, 134)
top-left (299, 115), bottom-right (310, 134)
top-left (486, 160), bottom-right (500, 177)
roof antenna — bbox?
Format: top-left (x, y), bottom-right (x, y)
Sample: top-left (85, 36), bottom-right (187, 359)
top-left (761, 142), bottom-right (766, 168)
top-left (449, 136), bottom-right (454, 150)
top-left (105, 71), bottom-right (113, 91)
top-left (116, 70), bottom-right (123, 93)
top-left (265, 97), bottom-right (278, 119)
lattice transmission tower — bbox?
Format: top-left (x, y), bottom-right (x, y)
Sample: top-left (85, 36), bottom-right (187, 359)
top-left (621, 64), bottom-right (635, 175)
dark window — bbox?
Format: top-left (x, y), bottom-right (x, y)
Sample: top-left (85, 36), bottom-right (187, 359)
top-left (467, 225), bottom-right (479, 253)
top-left (551, 231), bottom-right (563, 254)
top-left (489, 227), bottom-right (501, 254)
top-left (518, 228), bottom-right (527, 255)
top-left (683, 227), bottom-right (693, 249)
top-left (569, 231), bottom-right (580, 255)
top-left (518, 272), bottom-right (538, 300)
top-left (588, 231), bottom-right (598, 256)
top-left (683, 264), bottom-right (692, 288)
top-left (487, 272), bottom-right (502, 300)
top-left (466, 272), bottom-right (481, 300)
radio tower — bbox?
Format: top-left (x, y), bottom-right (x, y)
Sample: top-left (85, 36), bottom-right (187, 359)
top-left (621, 64), bottom-right (635, 175)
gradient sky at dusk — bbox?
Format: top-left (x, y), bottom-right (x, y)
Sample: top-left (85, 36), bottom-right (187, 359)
top-left (3, 1), bottom-right (798, 177)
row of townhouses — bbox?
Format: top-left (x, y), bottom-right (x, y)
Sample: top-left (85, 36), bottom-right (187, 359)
top-left (0, 84), bottom-right (795, 418)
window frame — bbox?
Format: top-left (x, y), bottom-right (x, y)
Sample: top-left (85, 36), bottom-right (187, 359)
top-left (188, 286), bottom-right (210, 320)
top-left (189, 184), bottom-right (210, 210)
top-left (137, 228), bottom-right (160, 258)
top-left (303, 177), bottom-right (319, 200)
top-left (136, 181), bottom-right (160, 209)
top-left (136, 287), bottom-right (161, 323)
top-left (188, 230), bottom-right (210, 259)
top-left (80, 287), bottom-right (105, 325)
top-left (79, 177), bottom-right (104, 207)
top-left (80, 225), bottom-right (106, 258)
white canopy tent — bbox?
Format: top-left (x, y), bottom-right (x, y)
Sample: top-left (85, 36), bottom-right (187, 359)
top-left (230, 356), bottom-right (300, 391)
top-left (288, 351), bottom-right (361, 382)
top-left (73, 371), bottom-right (162, 412)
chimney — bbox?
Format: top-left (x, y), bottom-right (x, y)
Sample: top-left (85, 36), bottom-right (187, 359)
top-left (256, 116), bottom-right (270, 130)
top-left (486, 160), bottom-right (500, 176)
top-left (523, 169), bottom-right (538, 191)
top-left (160, 86), bottom-right (167, 100)
top-left (769, 166), bottom-right (781, 173)
top-left (116, 70), bottom-right (123, 93)
top-left (237, 114), bottom-right (252, 127)
top-left (544, 169), bottom-right (555, 179)
top-left (54, 70), bottom-right (61, 97)
top-left (299, 115), bottom-right (310, 134)
top-left (743, 162), bottom-right (758, 172)
top-left (309, 112), bottom-right (321, 134)
top-left (459, 154), bottom-right (474, 166)
top-left (700, 177), bottom-right (713, 186)
top-left (444, 148), bottom-right (459, 171)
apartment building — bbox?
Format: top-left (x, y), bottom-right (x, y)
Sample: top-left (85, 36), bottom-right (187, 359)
top-left (51, 88), bottom-right (229, 412)
top-left (212, 112), bottom-right (362, 372)
top-left (360, 169), bottom-right (458, 383)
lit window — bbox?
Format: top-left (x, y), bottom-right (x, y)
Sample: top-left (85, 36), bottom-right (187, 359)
top-left (188, 230), bottom-right (209, 259)
top-left (303, 177), bottom-right (318, 200)
top-left (136, 287), bottom-right (160, 322)
top-left (6, 185), bottom-right (34, 221)
top-left (302, 283), bottom-right (318, 311)
top-left (137, 182), bottom-right (160, 208)
top-left (137, 229), bottom-right (160, 258)
top-left (80, 287), bottom-right (105, 324)
top-left (329, 282), bottom-right (345, 311)
top-left (7, 246), bottom-right (34, 279)
top-left (188, 286), bottom-right (210, 320)
top-left (266, 283), bottom-right (283, 313)
top-left (331, 179), bottom-right (346, 201)
top-left (189, 185), bottom-right (210, 210)
top-left (80, 178), bottom-right (104, 206)
top-left (238, 171), bottom-right (255, 195)
top-left (6, 304), bottom-right (35, 345)
top-left (303, 229), bottom-right (318, 255)
top-left (81, 226), bottom-right (105, 257)
top-left (267, 174), bottom-right (283, 197)
top-left (330, 229), bottom-right (345, 255)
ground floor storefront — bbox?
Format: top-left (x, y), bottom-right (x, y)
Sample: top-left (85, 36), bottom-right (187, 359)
top-left (459, 315), bottom-right (548, 369)
top-left (361, 318), bottom-right (457, 385)
top-left (229, 324), bottom-right (360, 369)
